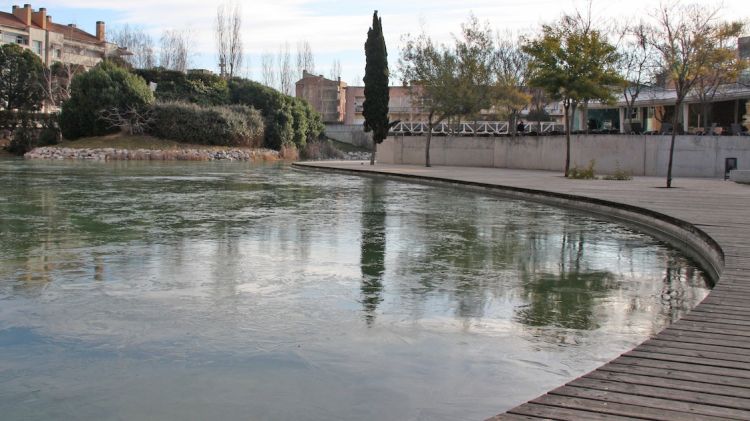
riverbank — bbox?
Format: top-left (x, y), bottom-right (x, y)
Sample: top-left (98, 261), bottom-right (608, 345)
top-left (25, 146), bottom-right (279, 161)
top-left (19, 134), bottom-right (371, 162)
top-left (19, 134), bottom-right (280, 162)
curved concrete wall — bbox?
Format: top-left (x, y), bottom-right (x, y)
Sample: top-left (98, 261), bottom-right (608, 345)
top-left (378, 135), bottom-right (750, 178)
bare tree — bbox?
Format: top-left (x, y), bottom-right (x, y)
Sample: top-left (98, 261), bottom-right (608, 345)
top-left (215, 1), bottom-right (243, 79)
top-left (228, 3), bottom-right (243, 79)
top-left (650, 2), bottom-right (738, 187)
top-left (278, 42), bottom-right (293, 95)
top-left (40, 61), bottom-right (80, 109)
top-left (109, 24), bottom-right (156, 69)
top-left (40, 26), bottom-right (88, 109)
top-left (329, 59), bottom-right (342, 81)
top-left (160, 29), bottom-right (190, 72)
top-left (615, 21), bottom-right (655, 133)
top-left (261, 51), bottom-right (276, 88)
top-left (493, 32), bottom-right (531, 135)
top-left (215, 4), bottom-right (228, 76)
top-left (296, 40), bottom-right (314, 79)
top-left (99, 106), bottom-right (154, 135)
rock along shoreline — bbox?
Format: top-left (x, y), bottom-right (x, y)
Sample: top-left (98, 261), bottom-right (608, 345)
top-left (24, 147), bottom-right (280, 162)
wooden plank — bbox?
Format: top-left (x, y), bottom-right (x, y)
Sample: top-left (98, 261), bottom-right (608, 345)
top-left (625, 350), bottom-right (750, 371)
top-left (508, 401), bottom-right (648, 421)
top-left (674, 317), bottom-right (750, 330)
top-left (693, 303), bottom-right (750, 314)
top-left (659, 326), bottom-right (750, 343)
top-left (569, 377), bottom-right (750, 411)
top-left (690, 302), bottom-right (750, 312)
top-left (698, 298), bottom-right (750, 309)
top-left (688, 309), bottom-right (750, 322)
top-left (712, 283), bottom-right (750, 291)
top-left (655, 331), bottom-right (750, 350)
top-left (644, 338), bottom-right (750, 356)
top-left (532, 393), bottom-right (714, 421)
top-left (682, 314), bottom-right (750, 327)
top-left (705, 291), bottom-right (750, 299)
top-left (713, 288), bottom-right (750, 296)
top-left (599, 362), bottom-right (750, 389)
top-left (666, 323), bottom-right (750, 339)
top-left (709, 292), bottom-right (750, 299)
top-left (485, 413), bottom-right (541, 421)
top-left (585, 370), bottom-right (750, 399)
top-left (613, 356), bottom-right (750, 379)
top-left (635, 344), bottom-right (750, 364)
top-left (550, 385), bottom-right (749, 419)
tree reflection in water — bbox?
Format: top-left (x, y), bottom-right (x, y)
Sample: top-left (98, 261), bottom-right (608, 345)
top-left (359, 180), bottom-right (386, 326)
top-left (515, 228), bottom-right (618, 332)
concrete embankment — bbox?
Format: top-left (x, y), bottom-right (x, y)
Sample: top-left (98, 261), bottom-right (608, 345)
top-left (24, 147), bottom-right (279, 161)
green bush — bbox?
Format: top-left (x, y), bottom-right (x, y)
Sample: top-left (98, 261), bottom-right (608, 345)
top-left (0, 43), bottom-right (45, 111)
top-left (568, 160), bottom-right (597, 180)
top-left (60, 62), bottom-right (154, 140)
top-left (149, 102), bottom-right (264, 147)
top-left (135, 68), bottom-right (229, 106)
top-left (228, 79), bottom-right (325, 150)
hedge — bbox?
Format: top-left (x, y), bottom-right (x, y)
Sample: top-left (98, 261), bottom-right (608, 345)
top-left (228, 79), bottom-right (325, 149)
top-left (148, 102), bottom-right (264, 147)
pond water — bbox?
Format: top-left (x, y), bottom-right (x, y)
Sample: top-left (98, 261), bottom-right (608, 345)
top-left (0, 160), bottom-right (710, 421)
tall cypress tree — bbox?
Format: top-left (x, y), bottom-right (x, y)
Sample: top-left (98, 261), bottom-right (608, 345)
top-left (363, 10), bottom-right (390, 165)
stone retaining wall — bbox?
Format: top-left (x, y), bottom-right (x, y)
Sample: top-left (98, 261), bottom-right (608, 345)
top-left (24, 147), bottom-right (279, 161)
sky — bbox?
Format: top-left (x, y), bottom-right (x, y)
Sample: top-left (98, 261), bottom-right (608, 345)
top-left (3, 0), bottom-right (748, 86)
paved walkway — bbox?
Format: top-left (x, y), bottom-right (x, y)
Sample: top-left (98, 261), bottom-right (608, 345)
top-left (294, 161), bottom-right (750, 421)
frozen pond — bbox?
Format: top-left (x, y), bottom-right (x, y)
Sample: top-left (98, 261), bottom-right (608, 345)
top-left (0, 160), bottom-right (710, 420)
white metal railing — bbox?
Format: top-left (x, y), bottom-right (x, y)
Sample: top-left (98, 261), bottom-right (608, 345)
top-left (389, 121), bottom-right (564, 136)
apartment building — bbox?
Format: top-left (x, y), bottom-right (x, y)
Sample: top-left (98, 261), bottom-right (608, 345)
top-left (0, 4), bottom-right (125, 69)
top-left (295, 70), bottom-right (348, 123)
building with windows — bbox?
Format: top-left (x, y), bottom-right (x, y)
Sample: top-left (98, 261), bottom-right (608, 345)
top-left (0, 4), bottom-right (125, 69)
top-left (296, 72), bottom-right (566, 129)
top-left (295, 71), bottom-right (348, 123)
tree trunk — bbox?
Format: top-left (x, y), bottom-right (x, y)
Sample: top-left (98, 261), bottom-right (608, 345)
top-left (425, 112), bottom-right (433, 167)
top-left (425, 128), bottom-right (432, 168)
top-left (701, 104), bottom-right (709, 134)
top-left (666, 101), bottom-right (680, 188)
top-left (583, 102), bottom-right (589, 134)
top-left (564, 102), bottom-right (571, 177)
top-left (370, 141), bottom-right (376, 165)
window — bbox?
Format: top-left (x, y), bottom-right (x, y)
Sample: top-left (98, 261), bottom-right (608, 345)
top-left (33, 40), bottom-right (43, 55)
top-left (55, 49), bottom-right (62, 59)
top-left (15, 35), bottom-right (28, 45)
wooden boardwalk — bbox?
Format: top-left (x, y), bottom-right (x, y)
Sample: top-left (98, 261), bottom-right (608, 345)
top-left (294, 161), bottom-right (750, 421)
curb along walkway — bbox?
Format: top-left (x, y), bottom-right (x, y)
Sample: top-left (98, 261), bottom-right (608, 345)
top-left (293, 161), bottom-right (750, 421)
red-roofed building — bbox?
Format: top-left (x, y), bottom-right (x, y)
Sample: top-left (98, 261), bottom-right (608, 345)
top-left (0, 4), bottom-right (127, 69)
